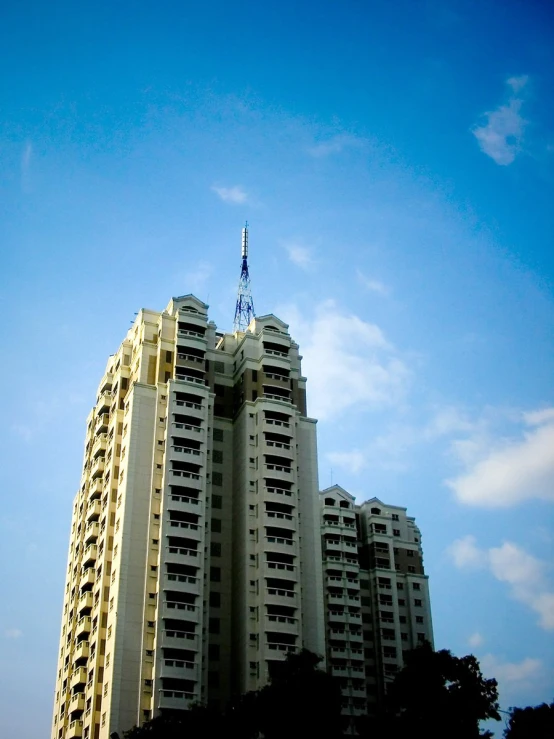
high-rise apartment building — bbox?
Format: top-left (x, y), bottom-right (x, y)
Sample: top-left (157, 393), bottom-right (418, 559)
top-left (319, 485), bottom-right (433, 731)
top-left (52, 294), bottom-right (325, 739)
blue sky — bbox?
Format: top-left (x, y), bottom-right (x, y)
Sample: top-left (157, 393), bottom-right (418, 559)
top-left (1, 1), bottom-right (553, 735)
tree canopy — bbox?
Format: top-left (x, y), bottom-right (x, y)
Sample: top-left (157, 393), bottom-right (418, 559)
top-left (503, 700), bottom-right (554, 739)
top-left (382, 641), bottom-right (500, 739)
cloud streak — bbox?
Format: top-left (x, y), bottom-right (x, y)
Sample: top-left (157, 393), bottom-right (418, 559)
top-left (472, 76), bottom-right (528, 165)
top-left (449, 536), bottom-right (554, 630)
top-left (283, 242), bottom-right (314, 270)
top-left (307, 133), bottom-right (366, 158)
top-left (446, 407), bottom-right (554, 507)
top-left (281, 301), bottom-right (410, 421)
top-left (211, 185), bottom-right (249, 204)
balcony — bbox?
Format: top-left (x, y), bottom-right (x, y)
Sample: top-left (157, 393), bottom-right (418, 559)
top-left (171, 469), bottom-right (201, 483)
top-left (95, 414), bottom-right (109, 434)
top-left (91, 434), bottom-right (108, 458)
top-left (265, 536), bottom-right (296, 555)
top-left (264, 511), bottom-right (295, 529)
top-left (78, 591), bottom-right (93, 612)
top-left (261, 351), bottom-right (289, 371)
top-left (82, 544), bottom-right (98, 568)
top-left (158, 689), bottom-right (198, 710)
top-left (75, 617), bottom-right (92, 639)
top-left (262, 418), bottom-right (292, 434)
top-left (69, 692), bottom-right (86, 713)
top-left (264, 464), bottom-right (293, 482)
top-left (264, 561), bottom-right (296, 577)
top-left (264, 440), bottom-right (293, 457)
top-left (90, 456), bottom-right (105, 479)
top-left (170, 445), bottom-right (203, 463)
top-left (265, 615), bottom-right (298, 632)
top-left (167, 519), bottom-right (202, 538)
top-left (160, 658), bottom-right (198, 680)
top-left (79, 570), bottom-right (95, 590)
top-left (161, 601), bottom-right (199, 619)
top-left (266, 587), bottom-right (298, 606)
top-left (172, 421), bottom-right (203, 435)
top-left (175, 373), bottom-right (206, 387)
top-left (96, 391), bottom-right (112, 415)
top-left (67, 719), bottom-right (84, 738)
top-left (166, 546), bottom-right (200, 568)
top-left (73, 641), bottom-right (90, 661)
top-left (161, 630), bottom-right (199, 650)
top-left (266, 642), bottom-right (296, 654)
top-left (264, 486), bottom-right (294, 499)
top-left (166, 493), bottom-right (202, 515)
top-left (162, 572), bottom-right (201, 595)
top-left (173, 400), bottom-right (204, 419)
top-left (88, 478), bottom-right (103, 500)
top-left (263, 393), bottom-right (292, 404)
top-left (84, 522), bottom-right (99, 545)
top-left (70, 667), bottom-right (88, 689)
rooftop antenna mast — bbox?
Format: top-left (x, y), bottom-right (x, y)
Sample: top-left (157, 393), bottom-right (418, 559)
top-left (233, 222), bottom-right (255, 332)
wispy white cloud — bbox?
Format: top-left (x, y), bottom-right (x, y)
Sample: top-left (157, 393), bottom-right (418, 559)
top-left (356, 269), bottom-right (390, 296)
top-left (21, 140), bottom-right (32, 191)
top-left (449, 536), bottom-right (554, 630)
top-left (472, 76), bottom-right (528, 165)
top-left (446, 407), bottom-right (554, 507)
top-left (211, 185), bottom-right (249, 204)
top-left (480, 654), bottom-right (543, 697)
top-left (281, 300), bottom-right (410, 421)
top-left (283, 242), bottom-right (314, 270)
top-left (307, 133), bottom-right (366, 158)
top-left (327, 449), bottom-right (366, 474)
top-left (5, 628), bottom-right (22, 639)
top-left (183, 261), bottom-right (213, 294)
top-left (468, 632), bottom-right (484, 648)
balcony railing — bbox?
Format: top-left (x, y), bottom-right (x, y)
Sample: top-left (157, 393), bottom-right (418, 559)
top-left (173, 422), bottom-right (202, 433)
top-left (175, 400), bottom-right (202, 410)
top-left (171, 470), bottom-right (200, 481)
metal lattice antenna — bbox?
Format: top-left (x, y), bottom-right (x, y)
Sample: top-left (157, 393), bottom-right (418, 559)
top-left (233, 222), bottom-right (255, 332)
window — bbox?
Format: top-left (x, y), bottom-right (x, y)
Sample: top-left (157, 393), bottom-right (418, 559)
top-left (413, 583), bottom-right (421, 590)
top-left (392, 514), bottom-right (399, 521)
top-left (209, 591), bottom-right (221, 608)
top-left (166, 351), bottom-right (172, 363)
top-left (414, 599), bottom-right (422, 607)
top-left (393, 529), bottom-right (400, 536)
top-left (209, 618), bottom-right (220, 634)
top-left (209, 644), bottom-right (220, 660)
top-left (398, 599), bottom-right (405, 606)
top-left (213, 450), bottom-right (223, 464)
top-left (210, 567), bottom-right (221, 582)
top-left (210, 542), bottom-right (222, 557)
top-left (408, 566), bottom-right (416, 573)
top-left (213, 428), bottom-right (224, 442)
top-left (212, 494), bottom-right (222, 509)
top-left (416, 616), bottom-right (424, 623)
top-left (407, 550), bottom-right (414, 557)
top-left (211, 518), bottom-right (222, 533)
top-left (396, 583), bottom-right (404, 590)
top-left (417, 632), bottom-right (426, 642)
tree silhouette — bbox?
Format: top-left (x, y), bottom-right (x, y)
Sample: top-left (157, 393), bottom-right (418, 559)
top-left (503, 701), bottom-right (554, 739)
top-left (383, 642), bottom-right (500, 739)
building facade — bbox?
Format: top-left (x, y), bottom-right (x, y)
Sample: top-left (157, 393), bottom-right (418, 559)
top-left (320, 485), bottom-right (433, 730)
top-left (51, 295), bottom-right (325, 739)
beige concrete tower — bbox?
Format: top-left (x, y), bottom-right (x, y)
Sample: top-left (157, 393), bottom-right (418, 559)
top-left (319, 485), bottom-right (434, 733)
top-left (51, 295), bottom-right (325, 739)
